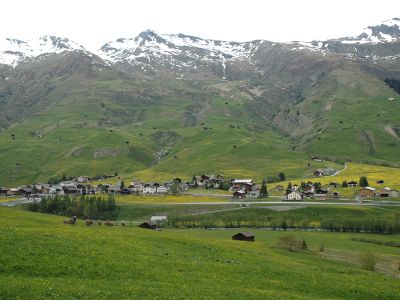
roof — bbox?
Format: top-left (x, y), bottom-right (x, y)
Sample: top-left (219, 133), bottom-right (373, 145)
top-left (360, 187), bottom-right (376, 191)
top-left (233, 179), bottom-right (253, 184)
top-left (234, 232), bottom-right (254, 237)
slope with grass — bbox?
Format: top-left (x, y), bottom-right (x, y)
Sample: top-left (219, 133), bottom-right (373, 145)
top-left (0, 206), bottom-right (399, 299)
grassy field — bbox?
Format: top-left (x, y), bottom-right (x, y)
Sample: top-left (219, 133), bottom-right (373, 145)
top-left (0, 206), bottom-right (399, 299)
top-left (114, 194), bottom-right (229, 204)
top-left (0, 197), bottom-right (18, 203)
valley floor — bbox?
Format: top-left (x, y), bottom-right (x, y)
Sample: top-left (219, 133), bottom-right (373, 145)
top-left (0, 206), bottom-right (399, 299)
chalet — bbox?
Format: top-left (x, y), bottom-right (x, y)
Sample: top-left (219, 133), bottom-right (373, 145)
top-left (376, 180), bottom-right (385, 185)
top-left (379, 187), bottom-right (400, 198)
top-left (359, 187), bottom-right (376, 198)
top-left (17, 187), bottom-right (33, 197)
top-left (315, 189), bottom-right (328, 195)
top-left (329, 182), bottom-right (338, 188)
top-left (233, 190), bottom-right (246, 199)
top-left (286, 191), bottom-right (303, 201)
top-left (130, 182), bottom-right (144, 193)
top-left (274, 185), bottom-right (285, 192)
top-left (232, 232), bottom-right (255, 242)
top-left (232, 179), bottom-right (254, 192)
top-left (348, 181), bottom-right (358, 187)
top-left (6, 188), bottom-right (18, 196)
top-left (331, 191), bottom-right (341, 198)
top-left (292, 184), bottom-right (299, 191)
top-left (138, 221), bottom-right (157, 230)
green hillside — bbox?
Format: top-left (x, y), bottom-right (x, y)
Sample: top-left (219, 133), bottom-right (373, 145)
top-left (0, 207), bottom-right (399, 299)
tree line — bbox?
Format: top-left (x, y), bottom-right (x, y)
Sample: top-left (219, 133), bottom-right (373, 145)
top-left (26, 195), bottom-right (119, 220)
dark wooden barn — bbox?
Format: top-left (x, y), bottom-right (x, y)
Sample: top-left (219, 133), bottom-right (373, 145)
top-left (232, 232), bottom-right (255, 242)
top-left (138, 221), bottom-right (157, 230)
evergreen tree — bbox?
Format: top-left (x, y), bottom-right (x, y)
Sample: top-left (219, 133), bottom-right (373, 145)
top-left (278, 172), bottom-right (286, 181)
top-left (287, 182), bottom-right (292, 190)
top-left (260, 180), bottom-right (268, 198)
top-left (120, 181), bottom-right (125, 189)
top-left (342, 181), bottom-right (348, 188)
top-left (359, 176), bottom-right (369, 187)
top-left (170, 183), bottom-right (179, 196)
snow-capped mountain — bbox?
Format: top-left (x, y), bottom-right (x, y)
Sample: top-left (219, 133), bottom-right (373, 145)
top-left (340, 17), bottom-right (400, 44)
top-left (0, 35), bottom-right (86, 66)
top-left (97, 30), bottom-right (262, 75)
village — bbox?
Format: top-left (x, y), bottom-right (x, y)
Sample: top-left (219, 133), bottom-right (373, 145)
top-left (1, 170), bottom-right (399, 201)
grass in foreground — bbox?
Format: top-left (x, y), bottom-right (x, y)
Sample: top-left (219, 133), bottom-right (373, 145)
top-left (0, 207), bottom-right (399, 299)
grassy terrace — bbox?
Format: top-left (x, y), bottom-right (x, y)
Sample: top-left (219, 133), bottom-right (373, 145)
top-left (0, 206), bottom-right (399, 299)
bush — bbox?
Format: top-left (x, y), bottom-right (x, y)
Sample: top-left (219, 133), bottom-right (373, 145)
top-left (276, 235), bottom-right (304, 252)
top-left (359, 252), bottom-right (378, 271)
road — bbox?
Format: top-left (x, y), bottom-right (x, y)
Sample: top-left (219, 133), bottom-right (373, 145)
top-left (2, 197), bottom-right (400, 208)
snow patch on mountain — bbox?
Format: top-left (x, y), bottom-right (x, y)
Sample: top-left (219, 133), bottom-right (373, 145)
top-left (0, 36), bottom-right (86, 66)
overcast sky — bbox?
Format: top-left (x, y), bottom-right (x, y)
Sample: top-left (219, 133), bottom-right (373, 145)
top-left (0, 0), bottom-right (399, 50)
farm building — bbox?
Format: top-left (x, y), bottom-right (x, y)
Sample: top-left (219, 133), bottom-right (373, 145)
top-left (329, 182), bottom-right (338, 188)
top-left (331, 191), bottom-right (341, 198)
top-left (138, 221), bottom-right (157, 230)
top-left (359, 187), bottom-right (376, 197)
top-left (286, 191), bottom-right (303, 201)
top-left (232, 232), bottom-right (255, 242)
top-left (348, 181), bottom-right (358, 187)
top-left (378, 187), bottom-right (399, 198)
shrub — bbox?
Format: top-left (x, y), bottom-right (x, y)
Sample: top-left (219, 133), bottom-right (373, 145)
top-left (359, 252), bottom-right (378, 271)
top-left (319, 241), bottom-right (325, 252)
top-left (276, 235), bottom-right (303, 252)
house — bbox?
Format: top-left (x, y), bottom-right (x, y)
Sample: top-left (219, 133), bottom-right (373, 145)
top-left (143, 184), bottom-right (157, 194)
top-left (0, 187), bottom-right (7, 196)
top-left (303, 184), bottom-right (315, 192)
top-left (138, 221), bottom-right (157, 230)
top-left (274, 185), bottom-right (284, 192)
top-left (292, 184), bottom-right (299, 191)
top-left (6, 188), bottom-right (18, 196)
top-left (77, 176), bottom-right (89, 183)
top-left (232, 232), bottom-right (255, 242)
top-left (314, 170), bottom-right (323, 177)
top-left (130, 182), bottom-right (144, 193)
top-left (247, 187), bottom-right (260, 199)
top-left (156, 186), bottom-right (168, 194)
top-left (348, 181), bottom-right (358, 187)
top-left (150, 216), bottom-right (168, 222)
top-left (232, 179), bottom-right (254, 192)
top-left (359, 187), bottom-right (376, 197)
top-left (379, 187), bottom-right (400, 198)
top-left (107, 186), bottom-right (121, 194)
top-left (331, 191), bottom-right (341, 198)
top-left (329, 182), bottom-right (338, 188)
top-left (17, 186), bottom-right (33, 197)
top-left (233, 190), bottom-right (246, 199)
top-left (302, 191), bottom-right (314, 198)
top-left (59, 181), bottom-right (76, 188)
top-left (376, 180), bottom-right (385, 185)
top-left (286, 191), bottom-right (303, 201)
top-left (120, 188), bottom-right (132, 195)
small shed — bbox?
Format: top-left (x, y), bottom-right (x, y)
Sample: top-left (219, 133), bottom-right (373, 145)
top-left (232, 232), bottom-right (255, 242)
top-left (138, 221), bottom-right (157, 230)
top-left (359, 187), bottom-right (376, 198)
